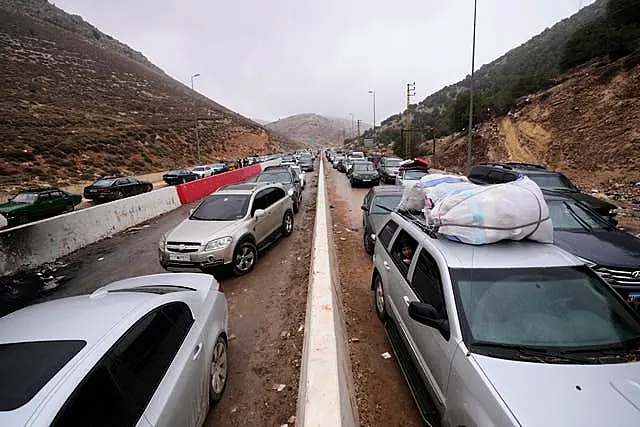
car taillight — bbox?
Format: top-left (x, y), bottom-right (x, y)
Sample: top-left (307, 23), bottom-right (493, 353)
top-left (217, 282), bottom-right (224, 293)
top-left (98, 189), bottom-right (110, 193)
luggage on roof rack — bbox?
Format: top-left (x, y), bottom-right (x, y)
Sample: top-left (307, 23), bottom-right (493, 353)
top-left (398, 174), bottom-right (553, 245)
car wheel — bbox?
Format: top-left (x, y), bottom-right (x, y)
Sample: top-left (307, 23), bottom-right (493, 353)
top-left (232, 241), bottom-right (257, 275)
top-left (115, 191), bottom-right (124, 200)
top-left (181, 177), bottom-right (186, 184)
top-left (17, 214), bottom-right (29, 225)
top-left (63, 204), bottom-right (74, 213)
top-left (282, 210), bottom-right (294, 237)
top-left (209, 335), bottom-right (228, 404)
top-left (363, 230), bottom-right (374, 255)
top-left (373, 274), bottom-right (388, 321)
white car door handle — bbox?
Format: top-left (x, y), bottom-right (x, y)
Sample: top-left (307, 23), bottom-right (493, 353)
top-left (193, 343), bottom-right (203, 360)
top-left (383, 261), bottom-right (391, 271)
top-left (403, 296), bottom-right (411, 307)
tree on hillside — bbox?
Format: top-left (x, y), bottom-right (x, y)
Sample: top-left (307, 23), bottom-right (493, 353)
top-left (449, 91), bottom-right (488, 132)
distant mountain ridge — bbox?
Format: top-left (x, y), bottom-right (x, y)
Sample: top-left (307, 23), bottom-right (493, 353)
top-left (266, 113), bottom-right (371, 147)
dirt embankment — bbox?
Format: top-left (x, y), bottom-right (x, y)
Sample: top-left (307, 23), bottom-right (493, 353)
top-left (431, 62), bottom-right (640, 231)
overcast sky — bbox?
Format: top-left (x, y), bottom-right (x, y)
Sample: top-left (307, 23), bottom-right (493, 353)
top-left (54, 0), bottom-right (593, 124)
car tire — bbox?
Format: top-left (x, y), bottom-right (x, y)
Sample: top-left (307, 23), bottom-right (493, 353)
top-left (17, 214), bottom-right (29, 225)
top-left (181, 177), bottom-right (186, 184)
top-left (282, 210), bottom-right (294, 237)
top-left (232, 241), bottom-right (257, 275)
top-left (115, 191), bottom-right (124, 200)
top-left (293, 198), bottom-right (300, 213)
top-left (64, 204), bottom-right (74, 213)
top-left (373, 274), bottom-right (388, 321)
top-left (209, 335), bottom-right (228, 404)
top-left (363, 230), bottom-right (374, 255)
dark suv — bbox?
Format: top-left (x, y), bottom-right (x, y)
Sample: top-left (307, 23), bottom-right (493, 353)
top-left (468, 162), bottom-right (617, 220)
top-left (256, 166), bottom-right (303, 212)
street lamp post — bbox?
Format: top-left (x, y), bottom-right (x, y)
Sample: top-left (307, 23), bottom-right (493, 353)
top-left (466, 0), bottom-right (477, 175)
top-left (191, 73), bottom-right (201, 164)
top-left (368, 90), bottom-right (376, 146)
top-left (348, 112), bottom-right (354, 138)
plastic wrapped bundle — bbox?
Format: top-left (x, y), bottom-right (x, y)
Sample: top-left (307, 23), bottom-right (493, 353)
top-left (425, 175), bottom-right (553, 245)
top-left (398, 174), bottom-right (471, 212)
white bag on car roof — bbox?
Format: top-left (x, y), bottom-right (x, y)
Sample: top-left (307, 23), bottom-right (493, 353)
top-left (401, 174), bottom-right (553, 245)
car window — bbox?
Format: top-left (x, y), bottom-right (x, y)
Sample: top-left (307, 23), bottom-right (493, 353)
top-left (191, 194), bottom-right (250, 221)
top-left (115, 179), bottom-right (128, 186)
top-left (52, 303), bottom-right (193, 427)
top-left (0, 340), bottom-right (87, 411)
top-left (412, 250), bottom-right (446, 316)
top-left (257, 172), bottom-right (292, 184)
top-left (548, 200), bottom-right (609, 231)
top-left (50, 191), bottom-right (64, 199)
top-left (269, 187), bottom-right (286, 205)
top-left (371, 195), bottom-right (402, 214)
top-left (38, 193), bottom-right (52, 202)
top-left (252, 189), bottom-right (270, 215)
top-left (12, 193), bottom-right (38, 203)
top-left (403, 170), bottom-right (429, 180)
top-left (377, 220), bottom-right (398, 249)
top-left (527, 173), bottom-right (577, 191)
top-left (390, 231), bottom-right (419, 278)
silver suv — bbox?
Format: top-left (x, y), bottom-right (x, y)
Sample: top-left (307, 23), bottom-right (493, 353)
top-left (372, 211), bottom-right (640, 426)
top-left (159, 182), bottom-right (294, 275)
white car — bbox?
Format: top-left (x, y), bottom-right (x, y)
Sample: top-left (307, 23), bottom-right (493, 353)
top-left (192, 165), bottom-right (213, 178)
top-left (0, 214), bottom-right (7, 230)
top-left (0, 273), bottom-right (228, 427)
top-left (290, 165), bottom-right (305, 189)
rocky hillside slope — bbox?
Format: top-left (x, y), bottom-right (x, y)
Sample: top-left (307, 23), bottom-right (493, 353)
top-left (267, 114), bottom-right (368, 148)
top-left (0, 0), bottom-right (284, 195)
top-left (430, 60), bottom-right (640, 227)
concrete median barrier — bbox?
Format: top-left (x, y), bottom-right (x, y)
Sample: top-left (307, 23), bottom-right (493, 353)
top-left (0, 186), bottom-right (181, 276)
top-left (297, 158), bottom-right (358, 427)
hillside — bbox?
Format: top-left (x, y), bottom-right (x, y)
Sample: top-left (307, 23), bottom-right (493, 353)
top-left (429, 59), bottom-right (640, 227)
top-left (375, 0), bottom-right (608, 140)
top-left (266, 114), bottom-right (369, 148)
top-left (0, 0), bottom-right (285, 196)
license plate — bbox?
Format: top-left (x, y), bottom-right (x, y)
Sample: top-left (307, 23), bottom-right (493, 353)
top-left (628, 292), bottom-right (640, 302)
top-left (363, 179), bottom-right (371, 181)
top-left (169, 254), bottom-right (190, 262)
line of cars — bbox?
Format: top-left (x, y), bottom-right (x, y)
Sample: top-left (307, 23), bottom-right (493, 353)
top-left (354, 158), bottom-right (640, 426)
top-left (0, 154), bottom-right (316, 426)
top-left (158, 159), bottom-right (308, 276)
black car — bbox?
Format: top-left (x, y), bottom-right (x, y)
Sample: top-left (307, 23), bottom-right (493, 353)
top-left (211, 163), bottom-right (229, 175)
top-left (468, 162), bottom-right (617, 219)
top-left (162, 169), bottom-right (198, 185)
top-left (378, 157), bottom-right (403, 184)
top-left (83, 177), bottom-right (153, 201)
top-left (361, 186), bottom-right (404, 254)
top-left (350, 161), bottom-right (380, 187)
top-left (256, 166), bottom-right (303, 212)
top-left (545, 192), bottom-right (640, 310)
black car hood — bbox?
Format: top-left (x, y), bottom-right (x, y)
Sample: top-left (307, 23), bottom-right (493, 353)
top-left (554, 229), bottom-right (640, 267)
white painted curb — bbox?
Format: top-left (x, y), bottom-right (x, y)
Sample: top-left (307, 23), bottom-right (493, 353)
top-left (297, 158), bottom-right (356, 427)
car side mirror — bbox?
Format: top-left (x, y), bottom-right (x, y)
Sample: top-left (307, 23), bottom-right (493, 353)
top-left (254, 209), bottom-right (266, 219)
top-left (189, 208), bottom-right (194, 216)
top-left (361, 205), bottom-right (368, 211)
top-left (408, 302), bottom-right (450, 340)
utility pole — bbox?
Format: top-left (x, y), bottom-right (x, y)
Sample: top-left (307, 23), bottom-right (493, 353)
top-left (368, 90), bottom-right (376, 145)
top-left (466, 0), bottom-right (477, 175)
top-left (356, 119), bottom-right (362, 148)
top-left (191, 73), bottom-right (201, 164)
top-left (405, 82), bottom-right (416, 159)
top-left (349, 112), bottom-right (354, 137)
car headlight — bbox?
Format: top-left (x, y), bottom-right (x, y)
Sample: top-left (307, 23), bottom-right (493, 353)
top-left (288, 188), bottom-right (294, 196)
top-left (159, 233), bottom-right (167, 249)
top-left (575, 256), bottom-right (596, 268)
top-left (204, 237), bottom-right (232, 251)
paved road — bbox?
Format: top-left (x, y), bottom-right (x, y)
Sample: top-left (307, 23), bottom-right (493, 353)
top-left (2, 169), bottom-right (319, 427)
top-left (325, 161), bottom-right (423, 427)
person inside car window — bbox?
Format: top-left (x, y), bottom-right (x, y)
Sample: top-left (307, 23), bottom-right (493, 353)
top-left (401, 243), bottom-right (414, 265)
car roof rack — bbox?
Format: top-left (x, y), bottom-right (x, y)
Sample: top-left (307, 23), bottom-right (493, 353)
top-left (396, 209), bottom-right (439, 240)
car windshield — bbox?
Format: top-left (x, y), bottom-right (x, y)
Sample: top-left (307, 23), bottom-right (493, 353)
top-left (213, 164), bottom-right (225, 169)
top-left (354, 163), bottom-right (376, 172)
top-left (193, 166), bottom-right (208, 171)
top-left (167, 170), bottom-right (183, 175)
top-left (548, 200), bottom-right (610, 231)
top-left (527, 173), bottom-right (577, 191)
top-left (403, 170), bottom-right (429, 180)
top-left (92, 179), bottom-right (116, 187)
top-left (0, 340), bottom-right (87, 410)
top-left (190, 194), bottom-right (250, 220)
top-left (452, 266), bottom-right (640, 353)
top-left (11, 193), bottom-right (38, 203)
top-left (385, 159), bottom-right (402, 167)
top-left (257, 172), bottom-right (292, 184)
top-left (371, 195), bottom-right (402, 213)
